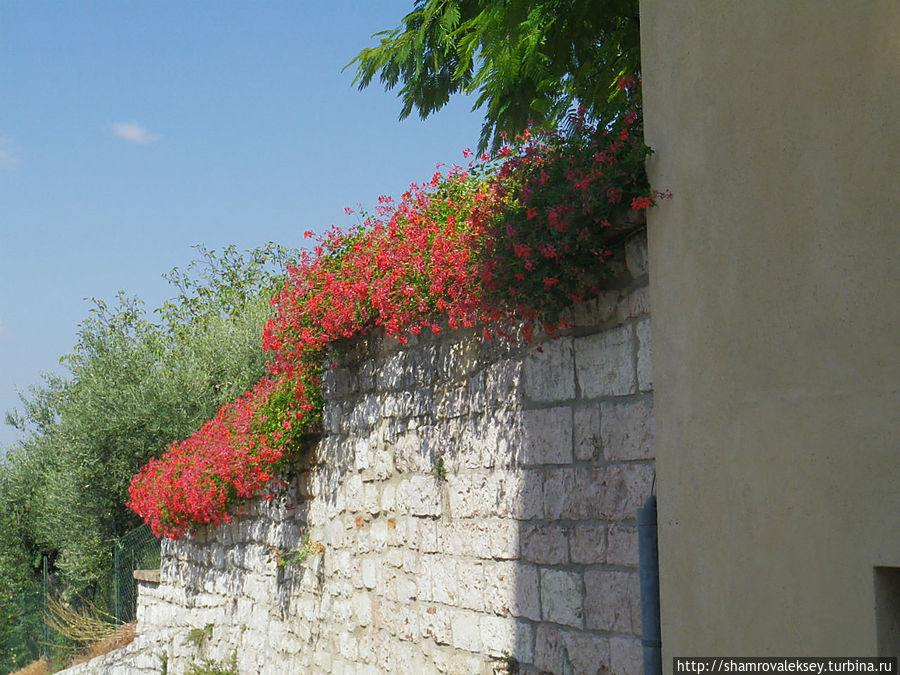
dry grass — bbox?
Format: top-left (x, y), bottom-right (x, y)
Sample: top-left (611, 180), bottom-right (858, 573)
top-left (10, 659), bottom-right (49, 675)
top-left (39, 596), bottom-right (137, 670)
top-left (67, 621), bottom-right (136, 666)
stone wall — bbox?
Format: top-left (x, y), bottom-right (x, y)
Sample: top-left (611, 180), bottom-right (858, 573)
top-left (61, 232), bottom-right (653, 675)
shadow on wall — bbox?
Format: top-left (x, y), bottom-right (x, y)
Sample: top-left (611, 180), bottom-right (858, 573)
top-left (131, 231), bottom-right (655, 674)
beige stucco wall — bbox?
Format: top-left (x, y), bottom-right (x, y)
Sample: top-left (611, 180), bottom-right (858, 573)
top-left (640, 0), bottom-right (900, 662)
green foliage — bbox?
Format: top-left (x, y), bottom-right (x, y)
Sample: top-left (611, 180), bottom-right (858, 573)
top-left (0, 243), bottom-right (296, 671)
top-left (267, 535), bottom-right (325, 568)
top-left (183, 624), bottom-right (214, 648)
top-left (431, 456), bottom-right (447, 480)
top-left (186, 651), bottom-right (238, 675)
top-left (347, 0), bottom-right (641, 150)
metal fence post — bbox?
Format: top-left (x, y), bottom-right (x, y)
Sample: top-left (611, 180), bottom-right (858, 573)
top-left (41, 555), bottom-right (48, 659)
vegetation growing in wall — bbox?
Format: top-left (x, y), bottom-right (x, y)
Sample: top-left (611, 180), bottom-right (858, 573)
top-left (129, 81), bottom-right (667, 538)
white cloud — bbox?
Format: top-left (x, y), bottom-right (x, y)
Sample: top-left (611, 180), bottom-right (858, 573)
top-left (113, 121), bottom-right (162, 145)
top-left (0, 136), bottom-right (18, 170)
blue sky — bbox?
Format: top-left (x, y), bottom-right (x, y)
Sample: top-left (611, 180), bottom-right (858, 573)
top-left (0, 2), bottom-right (485, 450)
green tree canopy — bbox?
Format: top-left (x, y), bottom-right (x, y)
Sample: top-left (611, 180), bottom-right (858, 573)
top-left (347, 0), bottom-right (641, 150)
top-left (0, 243), bottom-right (297, 671)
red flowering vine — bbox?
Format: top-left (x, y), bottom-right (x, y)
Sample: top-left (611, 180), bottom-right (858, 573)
top-left (129, 94), bottom-right (666, 538)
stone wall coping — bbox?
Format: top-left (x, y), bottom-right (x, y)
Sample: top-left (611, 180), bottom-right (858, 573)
top-left (132, 569), bottom-right (160, 584)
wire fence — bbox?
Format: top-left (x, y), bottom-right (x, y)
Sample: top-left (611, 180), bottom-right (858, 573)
top-left (113, 523), bottom-right (161, 623)
top-left (0, 524), bottom-right (160, 673)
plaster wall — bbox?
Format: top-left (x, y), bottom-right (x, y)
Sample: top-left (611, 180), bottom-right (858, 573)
top-left (640, 0), bottom-right (900, 662)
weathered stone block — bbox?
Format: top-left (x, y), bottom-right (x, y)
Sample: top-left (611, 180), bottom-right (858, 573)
top-left (524, 337), bottom-right (575, 402)
top-left (420, 604), bottom-right (452, 645)
top-left (484, 359), bottom-right (522, 406)
top-left (625, 233), bottom-right (649, 278)
top-left (636, 316), bottom-right (653, 392)
top-left (543, 467), bottom-right (577, 520)
top-left (540, 568), bottom-right (583, 628)
top-left (600, 398), bottom-right (654, 461)
top-left (490, 470), bottom-right (544, 520)
top-left (574, 402), bottom-right (602, 461)
top-left (448, 474), bottom-right (490, 519)
top-left (616, 286), bottom-right (651, 324)
top-left (563, 631), bottom-right (613, 675)
top-left (521, 407), bottom-right (573, 465)
top-left (570, 524), bottom-right (607, 565)
top-left (362, 558), bottom-right (377, 589)
top-left (520, 524), bottom-right (569, 565)
top-left (397, 475), bottom-right (442, 517)
top-left (478, 615), bottom-right (534, 663)
top-left (532, 624), bottom-right (564, 674)
top-left (484, 561), bottom-right (541, 621)
top-left (451, 609), bottom-right (482, 652)
top-left (584, 570), bottom-right (641, 635)
top-left (596, 464), bottom-right (654, 521)
top-left (456, 559), bottom-right (486, 611)
top-left (575, 324), bottom-right (636, 397)
top-left (610, 637), bottom-right (643, 675)
top-left (606, 525), bottom-right (639, 567)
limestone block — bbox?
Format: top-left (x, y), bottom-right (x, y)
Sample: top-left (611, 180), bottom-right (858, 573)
top-left (521, 407), bottom-right (573, 465)
top-left (421, 604), bottom-right (453, 645)
top-left (402, 549), bottom-right (422, 575)
top-left (451, 609), bottom-right (482, 652)
top-left (543, 467), bottom-right (577, 520)
top-left (323, 366), bottom-right (358, 398)
top-left (584, 570), bottom-right (642, 635)
top-left (425, 555), bottom-right (458, 605)
top-left (540, 568), bottom-right (584, 628)
top-left (484, 561), bottom-right (541, 621)
top-left (490, 470), bottom-right (544, 520)
top-left (362, 558), bottom-right (377, 589)
top-left (636, 316), bottom-right (653, 392)
top-left (606, 524), bottom-right (639, 567)
top-left (524, 337), bottom-right (575, 402)
top-left (456, 559), bottom-right (486, 611)
top-left (610, 637), bottom-right (643, 675)
top-left (570, 524), bottom-right (607, 565)
top-left (565, 292), bottom-right (624, 329)
top-left (448, 474), bottom-right (490, 519)
top-left (487, 520), bottom-right (520, 560)
top-left (573, 402), bottom-right (602, 461)
top-left (565, 631), bottom-right (613, 675)
top-left (600, 398), bottom-right (654, 461)
top-left (478, 411), bottom-right (522, 469)
top-left (438, 521), bottom-right (491, 559)
top-left (484, 359), bottom-right (522, 406)
top-left (417, 518), bottom-right (439, 553)
top-left (625, 233), bottom-right (649, 278)
top-left (381, 483), bottom-right (397, 512)
top-left (345, 473), bottom-right (364, 512)
top-left (395, 603), bottom-right (419, 642)
top-left (520, 524), bottom-right (569, 565)
top-left (386, 546), bottom-right (404, 569)
top-left (397, 475), bottom-right (442, 517)
top-left (616, 286), bottom-right (651, 324)
top-left (351, 591), bottom-right (373, 626)
top-left (478, 614), bottom-right (532, 661)
top-left (533, 624), bottom-right (564, 673)
top-left (370, 518), bottom-right (389, 551)
top-left (596, 463), bottom-right (654, 521)
top-left (575, 324), bottom-right (636, 397)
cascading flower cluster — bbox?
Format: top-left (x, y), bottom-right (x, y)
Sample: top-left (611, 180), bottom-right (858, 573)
top-left (129, 86), bottom-right (663, 538)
